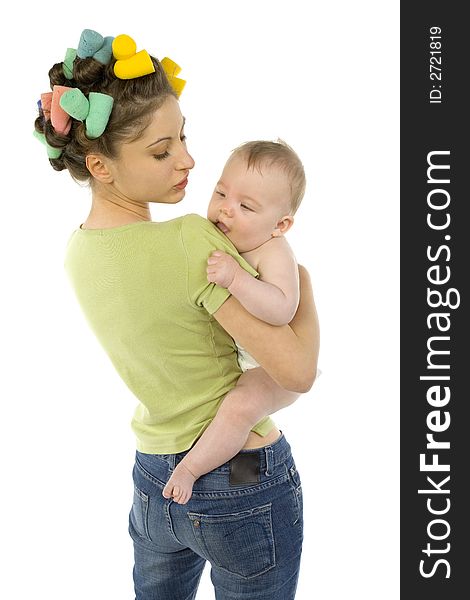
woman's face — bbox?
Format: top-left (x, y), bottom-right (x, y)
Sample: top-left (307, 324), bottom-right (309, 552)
top-left (106, 95), bottom-right (195, 204)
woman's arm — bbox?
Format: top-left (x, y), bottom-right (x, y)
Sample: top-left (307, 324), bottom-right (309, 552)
top-left (213, 265), bottom-right (319, 393)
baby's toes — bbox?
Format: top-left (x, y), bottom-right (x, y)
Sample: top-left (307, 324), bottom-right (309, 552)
top-left (181, 490), bottom-right (192, 505)
top-left (162, 483), bottom-right (173, 499)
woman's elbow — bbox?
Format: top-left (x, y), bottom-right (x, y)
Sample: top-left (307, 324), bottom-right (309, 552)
top-left (281, 377), bottom-right (313, 394)
top-left (294, 373), bottom-right (316, 394)
top-left (265, 302), bottom-right (298, 326)
top-left (280, 360), bottom-right (318, 393)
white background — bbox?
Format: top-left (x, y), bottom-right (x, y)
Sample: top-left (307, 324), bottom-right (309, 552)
top-left (1, 1), bottom-right (399, 598)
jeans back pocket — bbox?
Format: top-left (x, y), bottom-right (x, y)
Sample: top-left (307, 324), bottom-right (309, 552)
top-left (130, 485), bottom-right (152, 542)
top-left (188, 503), bottom-right (275, 579)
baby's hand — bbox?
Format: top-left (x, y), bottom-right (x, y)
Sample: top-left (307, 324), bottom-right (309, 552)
top-left (207, 251), bottom-right (240, 288)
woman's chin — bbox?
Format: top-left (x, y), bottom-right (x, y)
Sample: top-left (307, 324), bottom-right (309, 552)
top-left (150, 190), bottom-right (186, 205)
top-left (169, 188), bottom-right (187, 203)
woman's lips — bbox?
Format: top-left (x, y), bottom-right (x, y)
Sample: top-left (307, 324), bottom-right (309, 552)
top-left (216, 221), bottom-right (230, 234)
top-left (174, 177), bottom-right (188, 190)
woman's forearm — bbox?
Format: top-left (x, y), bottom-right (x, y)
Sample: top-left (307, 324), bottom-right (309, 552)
top-left (213, 266), bottom-right (319, 392)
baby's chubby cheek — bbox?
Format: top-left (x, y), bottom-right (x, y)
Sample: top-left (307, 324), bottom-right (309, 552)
top-left (207, 207), bottom-right (219, 225)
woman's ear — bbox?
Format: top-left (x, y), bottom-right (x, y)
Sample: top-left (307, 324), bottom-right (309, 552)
top-left (85, 154), bottom-right (114, 183)
top-left (272, 215), bottom-right (295, 238)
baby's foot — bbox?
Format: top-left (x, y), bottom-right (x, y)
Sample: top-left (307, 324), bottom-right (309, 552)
top-left (162, 462), bottom-right (197, 505)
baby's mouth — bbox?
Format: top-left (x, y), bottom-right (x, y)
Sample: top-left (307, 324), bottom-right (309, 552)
top-left (216, 221), bottom-right (230, 234)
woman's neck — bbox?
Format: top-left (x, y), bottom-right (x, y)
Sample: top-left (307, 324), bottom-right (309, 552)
top-left (83, 186), bottom-right (152, 229)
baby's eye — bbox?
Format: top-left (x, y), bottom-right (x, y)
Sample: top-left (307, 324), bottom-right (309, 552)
top-left (241, 204), bottom-right (254, 211)
top-left (216, 191), bottom-right (225, 197)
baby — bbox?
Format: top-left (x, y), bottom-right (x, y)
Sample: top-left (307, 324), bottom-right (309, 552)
top-left (162, 139), bottom-right (306, 504)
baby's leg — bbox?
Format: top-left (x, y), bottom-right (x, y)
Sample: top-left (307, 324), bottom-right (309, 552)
top-left (162, 368), bottom-right (299, 504)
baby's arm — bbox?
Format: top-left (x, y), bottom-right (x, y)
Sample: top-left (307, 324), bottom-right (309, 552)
top-left (207, 238), bottom-right (299, 326)
top-left (162, 367), bottom-right (299, 504)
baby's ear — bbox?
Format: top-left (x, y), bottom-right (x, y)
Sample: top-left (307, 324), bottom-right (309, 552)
top-left (272, 214), bottom-right (294, 238)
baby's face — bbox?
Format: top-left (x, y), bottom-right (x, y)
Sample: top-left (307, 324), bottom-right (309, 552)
top-left (207, 155), bottom-right (292, 253)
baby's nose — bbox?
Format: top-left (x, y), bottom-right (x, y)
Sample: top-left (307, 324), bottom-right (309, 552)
top-left (220, 205), bottom-right (233, 217)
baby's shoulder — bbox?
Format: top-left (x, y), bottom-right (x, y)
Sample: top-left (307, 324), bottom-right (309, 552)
top-left (260, 236), bottom-right (295, 260)
top-left (244, 236), bottom-right (295, 271)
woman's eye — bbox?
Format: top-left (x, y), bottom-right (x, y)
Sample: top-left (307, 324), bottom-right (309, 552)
top-left (180, 134), bottom-right (187, 142)
top-left (216, 191), bottom-right (225, 197)
top-left (153, 151), bottom-right (170, 161)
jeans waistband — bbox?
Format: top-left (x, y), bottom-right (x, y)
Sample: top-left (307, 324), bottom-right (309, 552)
top-left (137, 430), bottom-right (291, 478)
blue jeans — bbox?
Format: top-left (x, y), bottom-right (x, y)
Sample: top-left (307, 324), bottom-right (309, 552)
top-left (129, 431), bottom-right (304, 599)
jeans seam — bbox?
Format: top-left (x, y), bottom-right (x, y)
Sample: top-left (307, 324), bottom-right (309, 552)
top-left (165, 499), bottom-right (185, 546)
top-left (286, 465), bottom-right (302, 525)
top-left (187, 502), bottom-right (272, 521)
top-left (135, 457), bottom-right (166, 487)
top-left (189, 472), bottom-right (289, 499)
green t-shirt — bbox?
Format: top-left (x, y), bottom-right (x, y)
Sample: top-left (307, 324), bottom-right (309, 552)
top-left (64, 213), bottom-right (275, 453)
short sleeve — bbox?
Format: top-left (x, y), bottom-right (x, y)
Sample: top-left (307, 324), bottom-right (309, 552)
top-left (181, 214), bottom-right (259, 315)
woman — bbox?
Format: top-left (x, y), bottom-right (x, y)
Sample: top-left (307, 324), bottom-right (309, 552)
top-left (35, 30), bottom-right (319, 599)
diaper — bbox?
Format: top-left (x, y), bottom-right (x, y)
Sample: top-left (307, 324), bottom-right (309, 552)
top-left (235, 341), bottom-right (259, 372)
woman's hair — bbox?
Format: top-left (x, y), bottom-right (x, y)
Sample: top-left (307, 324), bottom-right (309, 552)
top-left (230, 139), bottom-right (306, 215)
top-left (34, 54), bottom-right (176, 185)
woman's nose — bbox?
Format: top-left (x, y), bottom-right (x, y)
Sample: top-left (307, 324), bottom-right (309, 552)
top-left (176, 146), bottom-right (195, 171)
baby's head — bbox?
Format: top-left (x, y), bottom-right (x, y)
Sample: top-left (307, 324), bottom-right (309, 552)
top-left (207, 139), bottom-right (306, 252)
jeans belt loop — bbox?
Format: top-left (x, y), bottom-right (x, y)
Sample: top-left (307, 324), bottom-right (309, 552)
top-left (264, 445), bottom-right (274, 476)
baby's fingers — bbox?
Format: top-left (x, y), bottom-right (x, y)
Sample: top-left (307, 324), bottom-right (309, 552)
top-left (208, 250), bottom-right (226, 262)
top-left (207, 267), bottom-right (217, 282)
